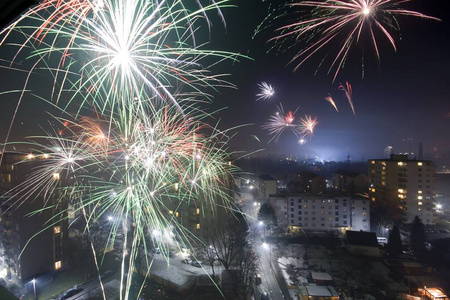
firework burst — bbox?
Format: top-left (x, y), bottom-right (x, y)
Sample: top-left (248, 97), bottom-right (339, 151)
top-left (0, 1), bottom-right (242, 299)
top-left (0, 0), bottom-right (241, 117)
top-left (4, 106), bottom-right (237, 299)
top-left (298, 115), bottom-right (318, 138)
top-left (261, 104), bottom-right (300, 143)
top-left (256, 82), bottom-right (275, 101)
top-left (268, 0), bottom-right (440, 81)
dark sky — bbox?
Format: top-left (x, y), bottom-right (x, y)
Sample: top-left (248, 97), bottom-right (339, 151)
top-left (208, 0), bottom-right (450, 161)
top-left (1, 0), bottom-right (449, 162)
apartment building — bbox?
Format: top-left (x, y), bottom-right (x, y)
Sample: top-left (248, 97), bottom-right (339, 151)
top-left (0, 152), bottom-right (68, 284)
top-left (368, 154), bottom-right (435, 224)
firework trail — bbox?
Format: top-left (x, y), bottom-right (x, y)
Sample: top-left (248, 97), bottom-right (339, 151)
top-left (256, 82), bottom-right (275, 101)
top-left (324, 94), bottom-right (339, 112)
top-left (267, 0), bottom-right (440, 81)
top-left (339, 81), bottom-right (355, 115)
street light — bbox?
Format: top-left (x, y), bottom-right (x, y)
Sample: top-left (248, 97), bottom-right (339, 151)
top-left (259, 221), bottom-right (266, 238)
top-left (31, 278), bottom-right (36, 300)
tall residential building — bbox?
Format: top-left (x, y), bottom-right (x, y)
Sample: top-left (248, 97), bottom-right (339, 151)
top-left (0, 153), bottom-right (68, 284)
top-left (368, 154), bottom-right (435, 224)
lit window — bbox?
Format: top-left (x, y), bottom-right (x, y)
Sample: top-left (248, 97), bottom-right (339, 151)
top-left (418, 202), bottom-right (423, 206)
top-left (418, 190), bottom-right (422, 194)
top-left (55, 261), bottom-right (62, 270)
top-left (196, 208), bottom-right (200, 215)
top-left (418, 196), bottom-right (423, 200)
top-left (418, 162), bottom-right (423, 166)
top-left (371, 161), bottom-right (375, 164)
top-left (174, 183), bottom-right (179, 191)
top-left (175, 212), bottom-right (179, 217)
top-left (53, 173), bottom-right (60, 181)
top-left (398, 189), bottom-right (404, 193)
top-left (54, 226), bottom-right (61, 234)
top-left (169, 210), bottom-right (173, 215)
top-left (398, 162), bottom-right (403, 166)
top-left (196, 223), bottom-right (200, 229)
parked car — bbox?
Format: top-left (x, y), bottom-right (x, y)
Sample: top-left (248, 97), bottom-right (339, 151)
top-left (58, 287), bottom-right (83, 300)
top-left (191, 260), bottom-right (202, 268)
top-left (255, 274), bottom-right (262, 285)
top-left (181, 258), bottom-right (192, 264)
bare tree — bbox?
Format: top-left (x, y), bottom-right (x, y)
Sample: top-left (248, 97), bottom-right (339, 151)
top-left (202, 211), bottom-right (251, 270)
top-left (235, 248), bottom-right (259, 300)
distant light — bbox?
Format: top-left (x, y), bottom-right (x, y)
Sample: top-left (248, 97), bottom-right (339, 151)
top-left (262, 242), bottom-right (269, 250)
top-left (107, 216), bottom-right (113, 221)
top-left (27, 154), bottom-right (34, 159)
top-left (436, 204), bottom-right (442, 210)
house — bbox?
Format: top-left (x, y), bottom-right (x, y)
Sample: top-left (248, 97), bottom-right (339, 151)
top-left (418, 287), bottom-right (448, 300)
top-left (310, 272), bottom-right (333, 285)
top-left (346, 230), bottom-right (381, 257)
top-left (299, 285), bottom-right (339, 300)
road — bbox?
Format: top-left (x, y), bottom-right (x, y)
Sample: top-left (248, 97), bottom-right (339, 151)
top-left (258, 243), bottom-right (285, 300)
top-left (242, 192), bottom-right (284, 300)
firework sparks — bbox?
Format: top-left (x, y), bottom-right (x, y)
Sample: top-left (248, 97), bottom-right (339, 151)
top-left (269, 0), bottom-right (440, 81)
top-left (324, 94), bottom-right (339, 112)
top-left (256, 82), bottom-right (275, 101)
top-left (339, 81), bottom-right (355, 115)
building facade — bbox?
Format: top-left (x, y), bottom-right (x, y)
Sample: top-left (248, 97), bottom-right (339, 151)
top-left (0, 153), bottom-right (68, 284)
top-left (368, 154), bottom-right (436, 224)
top-left (332, 170), bottom-right (369, 195)
top-left (269, 195), bottom-right (370, 233)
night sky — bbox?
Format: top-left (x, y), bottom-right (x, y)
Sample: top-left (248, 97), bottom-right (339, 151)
top-left (1, 0), bottom-right (450, 162)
